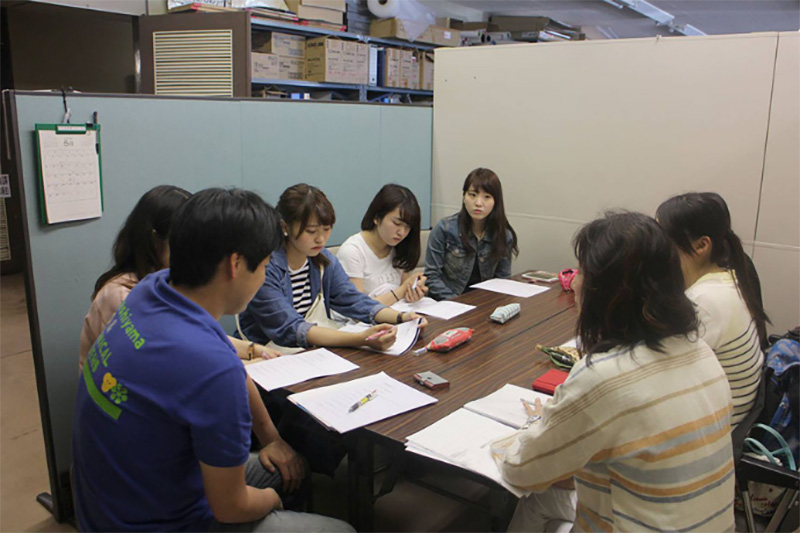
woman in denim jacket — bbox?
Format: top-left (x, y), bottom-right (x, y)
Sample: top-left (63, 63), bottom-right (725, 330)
top-left (238, 184), bottom-right (425, 351)
top-left (425, 168), bottom-right (518, 300)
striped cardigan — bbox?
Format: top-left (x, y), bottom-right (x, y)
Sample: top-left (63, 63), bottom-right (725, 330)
top-left (492, 336), bottom-right (735, 532)
top-left (687, 271), bottom-right (764, 427)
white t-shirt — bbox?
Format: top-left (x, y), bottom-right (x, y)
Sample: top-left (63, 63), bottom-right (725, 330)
top-left (337, 232), bottom-right (402, 298)
top-left (686, 270), bottom-right (764, 427)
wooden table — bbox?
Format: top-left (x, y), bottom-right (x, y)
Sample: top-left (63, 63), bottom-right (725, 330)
top-left (282, 277), bottom-right (577, 530)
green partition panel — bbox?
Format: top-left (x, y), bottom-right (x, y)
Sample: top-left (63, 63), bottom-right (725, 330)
top-left (7, 91), bottom-right (431, 520)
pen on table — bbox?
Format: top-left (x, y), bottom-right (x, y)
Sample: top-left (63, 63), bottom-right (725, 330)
top-left (349, 389), bottom-right (378, 412)
top-left (365, 326), bottom-right (394, 342)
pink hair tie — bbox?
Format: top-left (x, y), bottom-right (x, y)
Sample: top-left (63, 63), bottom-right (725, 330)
top-left (559, 268), bottom-right (578, 292)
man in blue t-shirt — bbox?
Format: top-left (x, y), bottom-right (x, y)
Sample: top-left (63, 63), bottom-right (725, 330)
top-left (72, 188), bottom-right (353, 533)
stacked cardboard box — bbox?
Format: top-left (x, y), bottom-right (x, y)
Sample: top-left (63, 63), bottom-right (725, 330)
top-left (284, 0), bottom-right (345, 25)
top-left (370, 19), bottom-right (461, 47)
top-left (381, 47), bottom-right (419, 89)
top-left (251, 32), bottom-right (306, 80)
top-left (416, 50), bottom-right (434, 91)
top-left (306, 36), bottom-right (368, 84)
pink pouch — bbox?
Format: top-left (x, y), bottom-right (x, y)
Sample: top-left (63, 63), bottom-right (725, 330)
top-left (559, 269), bottom-right (578, 292)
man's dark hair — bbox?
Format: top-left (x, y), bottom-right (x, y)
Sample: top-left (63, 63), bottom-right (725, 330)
top-left (574, 211), bottom-right (698, 362)
top-left (169, 188), bottom-right (282, 287)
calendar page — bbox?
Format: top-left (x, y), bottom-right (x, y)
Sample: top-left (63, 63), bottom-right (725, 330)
top-left (37, 126), bottom-right (102, 224)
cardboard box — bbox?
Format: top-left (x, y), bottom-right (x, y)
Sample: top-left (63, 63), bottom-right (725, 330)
top-left (459, 21), bottom-right (500, 32)
top-left (252, 32), bottom-right (306, 58)
top-left (301, 0), bottom-right (345, 11)
top-left (408, 53), bottom-right (420, 90)
top-left (436, 17), bottom-right (463, 29)
top-left (278, 57), bottom-right (305, 80)
top-left (370, 18), bottom-right (434, 43)
top-left (381, 47), bottom-right (402, 88)
top-left (417, 50), bottom-right (434, 91)
top-left (399, 49), bottom-right (414, 88)
top-left (341, 40), bottom-right (369, 84)
top-left (251, 52), bottom-right (280, 79)
top-left (285, 0), bottom-right (344, 24)
top-left (430, 26), bottom-right (460, 47)
top-left (306, 36), bottom-right (366, 83)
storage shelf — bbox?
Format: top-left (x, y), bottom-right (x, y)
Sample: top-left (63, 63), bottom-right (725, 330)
top-left (250, 17), bottom-right (437, 50)
top-left (367, 87), bottom-right (433, 96)
top-left (252, 78), bottom-right (362, 90)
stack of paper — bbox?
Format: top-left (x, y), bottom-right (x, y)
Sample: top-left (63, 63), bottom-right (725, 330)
top-left (405, 408), bottom-right (530, 497)
top-left (246, 348), bottom-right (358, 391)
top-left (470, 279), bottom-right (550, 298)
top-left (463, 384), bottom-right (551, 429)
top-left (288, 372), bottom-right (437, 433)
top-left (391, 297), bottom-right (476, 320)
top-left (339, 318), bottom-right (421, 356)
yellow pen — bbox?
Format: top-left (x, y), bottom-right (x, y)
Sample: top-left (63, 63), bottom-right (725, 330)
top-left (349, 389), bottom-right (378, 413)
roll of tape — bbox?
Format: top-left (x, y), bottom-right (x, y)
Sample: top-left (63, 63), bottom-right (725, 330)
top-left (367, 0), bottom-right (401, 19)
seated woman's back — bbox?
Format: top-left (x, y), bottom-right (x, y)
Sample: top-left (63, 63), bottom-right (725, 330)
top-left (658, 192), bottom-right (768, 428)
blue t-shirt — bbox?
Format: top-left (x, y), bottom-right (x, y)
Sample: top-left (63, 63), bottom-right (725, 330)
top-left (72, 270), bottom-right (252, 532)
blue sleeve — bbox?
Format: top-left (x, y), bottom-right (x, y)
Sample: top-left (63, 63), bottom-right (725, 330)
top-left (424, 219), bottom-right (457, 301)
top-left (184, 360), bottom-right (251, 468)
top-left (325, 252), bottom-right (386, 323)
top-left (244, 262), bottom-right (313, 348)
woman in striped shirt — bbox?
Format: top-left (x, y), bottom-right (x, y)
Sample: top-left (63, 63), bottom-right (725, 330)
top-left (238, 183), bottom-right (425, 352)
top-left (657, 192), bottom-right (769, 428)
top-left (493, 212), bottom-right (735, 532)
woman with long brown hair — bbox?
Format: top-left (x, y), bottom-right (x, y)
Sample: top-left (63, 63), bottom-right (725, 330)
top-left (424, 168), bottom-right (518, 300)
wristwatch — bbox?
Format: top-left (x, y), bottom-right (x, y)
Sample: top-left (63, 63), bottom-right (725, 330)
top-left (246, 342), bottom-right (256, 361)
top-left (396, 312), bottom-right (405, 324)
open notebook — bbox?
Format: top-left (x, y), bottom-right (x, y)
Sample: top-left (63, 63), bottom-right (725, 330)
top-left (405, 383), bottom-right (554, 498)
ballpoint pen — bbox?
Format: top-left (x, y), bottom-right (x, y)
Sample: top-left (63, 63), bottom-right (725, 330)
top-left (365, 327), bottom-right (394, 342)
top-left (349, 389), bottom-right (378, 412)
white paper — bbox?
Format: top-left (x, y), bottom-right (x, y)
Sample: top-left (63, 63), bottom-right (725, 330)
top-left (288, 371), bottom-right (437, 433)
top-left (245, 348), bottom-right (358, 391)
top-left (405, 408), bottom-right (529, 497)
top-left (339, 318), bottom-right (421, 356)
top-left (463, 384), bottom-right (552, 429)
top-left (391, 297), bottom-right (476, 320)
top-left (470, 278), bottom-right (550, 298)
top-left (560, 338), bottom-right (578, 349)
top-left (37, 128), bottom-right (102, 223)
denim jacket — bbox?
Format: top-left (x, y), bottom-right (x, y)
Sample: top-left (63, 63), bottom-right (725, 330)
top-left (424, 214), bottom-right (513, 300)
top-left (237, 247), bottom-right (386, 348)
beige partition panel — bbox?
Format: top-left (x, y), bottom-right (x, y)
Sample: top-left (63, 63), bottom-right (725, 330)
top-left (753, 32), bottom-right (799, 334)
top-left (432, 32), bottom-right (798, 331)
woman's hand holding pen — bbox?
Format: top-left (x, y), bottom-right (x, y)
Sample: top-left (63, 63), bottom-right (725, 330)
top-left (401, 274), bottom-right (428, 303)
top-left (363, 324), bottom-right (397, 351)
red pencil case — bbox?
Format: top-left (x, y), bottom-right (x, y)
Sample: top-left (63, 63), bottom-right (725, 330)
top-left (532, 369), bottom-right (569, 395)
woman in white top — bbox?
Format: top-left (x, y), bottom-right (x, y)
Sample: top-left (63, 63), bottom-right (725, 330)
top-left (338, 184), bottom-right (428, 306)
top-left (657, 192), bottom-right (770, 428)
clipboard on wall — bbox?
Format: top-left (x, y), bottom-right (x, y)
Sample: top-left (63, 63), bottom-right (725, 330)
top-left (35, 123), bottom-right (104, 224)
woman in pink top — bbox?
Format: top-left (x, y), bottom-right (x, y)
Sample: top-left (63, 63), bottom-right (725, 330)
top-left (79, 186), bottom-right (192, 370)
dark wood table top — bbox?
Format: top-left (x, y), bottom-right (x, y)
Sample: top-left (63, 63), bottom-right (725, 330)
top-left (284, 276), bottom-right (578, 444)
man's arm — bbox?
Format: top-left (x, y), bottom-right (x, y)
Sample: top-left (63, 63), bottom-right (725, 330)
top-left (200, 461), bottom-right (282, 524)
top-left (245, 375), bottom-right (305, 493)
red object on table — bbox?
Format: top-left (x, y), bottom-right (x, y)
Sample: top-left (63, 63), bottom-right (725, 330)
top-left (532, 369), bottom-right (569, 395)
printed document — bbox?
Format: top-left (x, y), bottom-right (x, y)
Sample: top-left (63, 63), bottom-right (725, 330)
top-left (246, 348), bottom-right (358, 391)
top-left (391, 297), bottom-right (476, 320)
top-left (288, 371), bottom-right (436, 433)
top-left (470, 279), bottom-right (550, 298)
